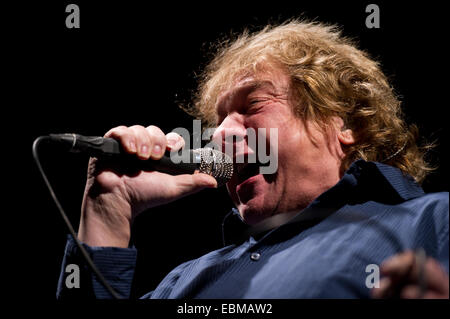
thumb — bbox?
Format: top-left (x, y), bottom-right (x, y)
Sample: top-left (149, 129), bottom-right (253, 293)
top-left (171, 173), bottom-right (218, 197)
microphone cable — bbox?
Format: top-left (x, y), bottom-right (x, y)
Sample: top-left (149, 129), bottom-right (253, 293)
top-left (32, 136), bottom-right (122, 299)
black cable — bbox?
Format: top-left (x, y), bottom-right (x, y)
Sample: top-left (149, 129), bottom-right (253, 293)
top-left (32, 136), bottom-right (122, 299)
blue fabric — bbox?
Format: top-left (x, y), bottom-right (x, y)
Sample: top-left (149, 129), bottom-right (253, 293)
top-left (57, 236), bottom-right (137, 299)
top-left (56, 160), bottom-right (449, 299)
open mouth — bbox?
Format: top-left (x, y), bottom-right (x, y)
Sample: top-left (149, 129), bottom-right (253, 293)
top-left (235, 161), bottom-right (270, 185)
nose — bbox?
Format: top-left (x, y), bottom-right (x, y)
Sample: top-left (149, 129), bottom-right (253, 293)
top-left (211, 114), bottom-right (247, 157)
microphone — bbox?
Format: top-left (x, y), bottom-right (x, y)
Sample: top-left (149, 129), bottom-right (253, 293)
top-left (47, 133), bottom-right (234, 186)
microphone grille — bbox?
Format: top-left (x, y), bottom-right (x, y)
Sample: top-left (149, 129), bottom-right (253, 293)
top-left (194, 148), bottom-right (233, 186)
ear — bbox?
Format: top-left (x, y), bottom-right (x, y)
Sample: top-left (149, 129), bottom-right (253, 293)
top-left (331, 116), bottom-right (355, 145)
top-left (338, 128), bottom-right (355, 145)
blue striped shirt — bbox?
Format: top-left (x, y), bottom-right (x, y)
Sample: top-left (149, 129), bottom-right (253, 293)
top-left (56, 160), bottom-right (449, 299)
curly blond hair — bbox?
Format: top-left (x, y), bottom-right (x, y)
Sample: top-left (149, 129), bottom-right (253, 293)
top-left (187, 19), bottom-right (434, 184)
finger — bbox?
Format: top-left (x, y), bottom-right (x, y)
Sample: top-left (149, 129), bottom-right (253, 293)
top-left (380, 251), bottom-right (416, 280)
top-left (165, 132), bottom-right (185, 151)
top-left (105, 125), bottom-right (137, 154)
top-left (380, 252), bottom-right (449, 299)
top-left (146, 125), bottom-right (167, 160)
top-left (171, 173), bottom-right (218, 197)
top-left (422, 258), bottom-right (450, 295)
top-left (129, 125), bottom-right (152, 160)
top-left (422, 291), bottom-right (450, 299)
top-left (400, 284), bottom-right (421, 299)
top-left (371, 277), bottom-right (392, 299)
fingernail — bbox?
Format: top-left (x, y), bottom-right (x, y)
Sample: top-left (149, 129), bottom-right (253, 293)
top-left (166, 138), bottom-right (178, 148)
top-left (167, 137), bottom-right (177, 144)
top-left (153, 144), bottom-right (161, 155)
top-left (141, 145), bottom-right (149, 156)
top-left (209, 179), bottom-right (218, 188)
top-left (129, 141), bottom-right (137, 152)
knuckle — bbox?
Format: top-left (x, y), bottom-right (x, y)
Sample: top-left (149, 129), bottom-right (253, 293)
top-left (130, 125), bottom-right (150, 142)
top-left (146, 125), bottom-right (162, 132)
top-left (129, 124), bottom-right (145, 131)
top-left (147, 126), bottom-right (166, 144)
top-left (146, 127), bottom-right (167, 159)
top-left (130, 125), bottom-right (146, 135)
top-left (166, 131), bottom-right (182, 141)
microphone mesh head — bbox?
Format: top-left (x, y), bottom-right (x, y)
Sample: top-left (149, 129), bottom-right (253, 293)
top-left (194, 148), bottom-right (233, 187)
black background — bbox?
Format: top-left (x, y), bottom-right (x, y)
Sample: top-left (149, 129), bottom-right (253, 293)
top-left (8, 0), bottom-right (448, 306)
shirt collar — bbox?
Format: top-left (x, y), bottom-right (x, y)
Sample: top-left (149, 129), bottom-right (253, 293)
top-left (368, 161), bottom-right (425, 200)
top-left (222, 160), bottom-right (425, 246)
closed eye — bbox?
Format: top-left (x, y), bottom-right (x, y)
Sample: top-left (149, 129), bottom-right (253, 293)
top-left (247, 97), bottom-right (270, 110)
top-left (246, 103), bottom-right (265, 116)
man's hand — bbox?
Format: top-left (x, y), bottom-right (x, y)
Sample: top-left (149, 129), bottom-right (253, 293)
top-left (371, 250), bottom-right (449, 299)
top-left (78, 125), bottom-right (218, 248)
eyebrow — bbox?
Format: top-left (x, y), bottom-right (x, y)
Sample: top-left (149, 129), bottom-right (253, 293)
top-left (216, 80), bottom-right (277, 113)
top-left (240, 79), bottom-right (277, 93)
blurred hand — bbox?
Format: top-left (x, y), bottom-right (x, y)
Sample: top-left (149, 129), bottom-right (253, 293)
top-left (371, 250), bottom-right (449, 299)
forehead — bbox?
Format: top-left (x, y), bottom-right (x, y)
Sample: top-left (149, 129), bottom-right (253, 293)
top-left (216, 68), bottom-right (291, 108)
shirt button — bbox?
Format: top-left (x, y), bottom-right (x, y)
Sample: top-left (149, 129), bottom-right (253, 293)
top-left (250, 252), bottom-right (261, 261)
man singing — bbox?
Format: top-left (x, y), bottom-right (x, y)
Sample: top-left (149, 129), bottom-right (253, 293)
top-left (57, 20), bottom-right (449, 299)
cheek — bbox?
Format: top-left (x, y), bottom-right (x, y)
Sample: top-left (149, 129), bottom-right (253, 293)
top-left (274, 121), bottom-right (305, 161)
